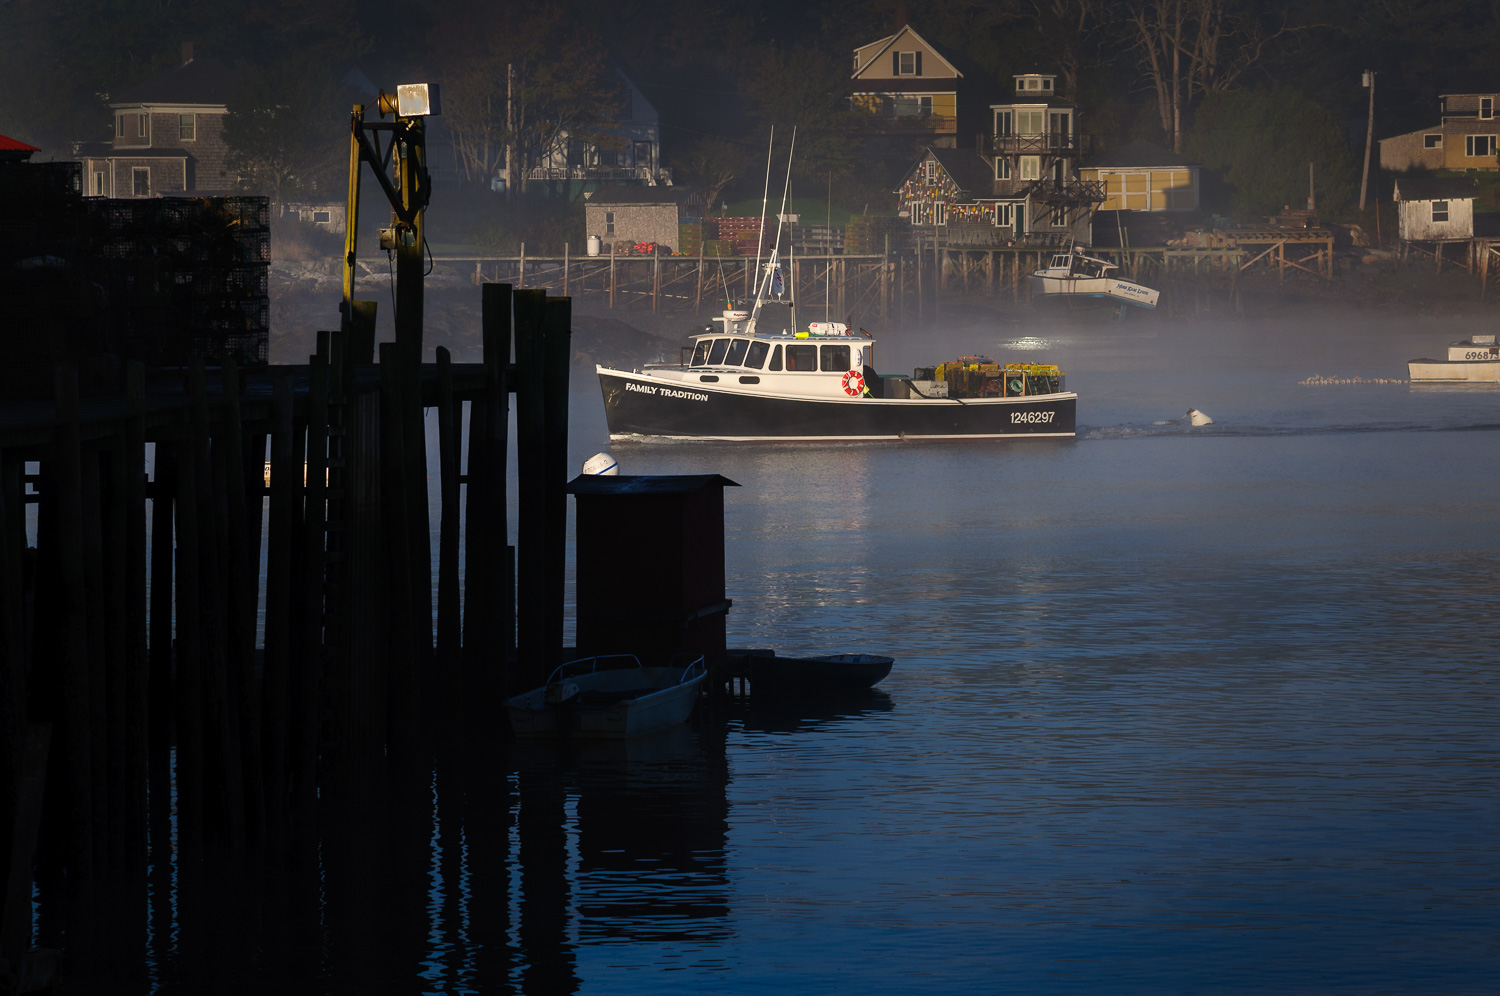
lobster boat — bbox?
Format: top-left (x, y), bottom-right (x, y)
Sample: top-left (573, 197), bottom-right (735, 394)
top-left (597, 131), bottom-right (1076, 442)
top-left (596, 310), bottom-right (1075, 441)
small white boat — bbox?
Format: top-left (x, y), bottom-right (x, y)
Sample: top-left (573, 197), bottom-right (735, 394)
top-left (747, 652), bottom-right (895, 695)
top-left (1408, 334), bottom-right (1500, 383)
top-left (1030, 248), bottom-right (1159, 309)
top-left (507, 654), bottom-right (707, 739)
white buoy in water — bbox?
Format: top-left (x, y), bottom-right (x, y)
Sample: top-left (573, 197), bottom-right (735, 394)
top-left (581, 452), bottom-right (618, 476)
top-left (1187, 408), bottom-right (1214, 426)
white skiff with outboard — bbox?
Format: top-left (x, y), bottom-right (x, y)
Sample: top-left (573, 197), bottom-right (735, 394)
top-left (1030, 247), bottom-right (1159, 309)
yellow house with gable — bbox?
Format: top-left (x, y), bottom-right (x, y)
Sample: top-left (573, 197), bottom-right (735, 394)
top-left (850, 25), bottom-right (961, 147)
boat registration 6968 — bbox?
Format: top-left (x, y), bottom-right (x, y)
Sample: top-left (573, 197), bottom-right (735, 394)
top-left (1010, 410), bottom-right (1056, 424)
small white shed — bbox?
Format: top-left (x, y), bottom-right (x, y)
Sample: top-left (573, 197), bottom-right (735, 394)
top-left (1393, 176), bottom-right (1476, 242)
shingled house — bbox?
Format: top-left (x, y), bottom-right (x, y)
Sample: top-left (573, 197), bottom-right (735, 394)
top-left (1380, 91), bottom-right (1500, 172)
top-left (75, 44), bottom-right (237, 198)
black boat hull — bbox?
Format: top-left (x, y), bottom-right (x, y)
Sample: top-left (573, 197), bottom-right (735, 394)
top-left (599, 368), bottom-right (1076, 441)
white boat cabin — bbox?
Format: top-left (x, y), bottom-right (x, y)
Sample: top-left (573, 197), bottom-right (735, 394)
top-left (1036, 250), bottom-right (1117, 279)
top-left (682, 318), bottom-right (876, 398)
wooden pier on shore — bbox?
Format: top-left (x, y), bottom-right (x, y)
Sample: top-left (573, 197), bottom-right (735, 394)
top-left (429, 233), bottom-right (1338, 320)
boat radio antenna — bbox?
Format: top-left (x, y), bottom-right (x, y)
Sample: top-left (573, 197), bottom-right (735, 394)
top-left (754, 126), bottom-right (774, 304)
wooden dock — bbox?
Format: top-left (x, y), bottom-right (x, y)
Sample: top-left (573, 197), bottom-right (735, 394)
top-left (429, 232), bottom-right (1337, 322)
top-left (0, 284), bottom-right (569, 985)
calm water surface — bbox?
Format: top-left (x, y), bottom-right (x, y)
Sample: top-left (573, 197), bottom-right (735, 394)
top-left (140, 310), bottom-right (1499, 994)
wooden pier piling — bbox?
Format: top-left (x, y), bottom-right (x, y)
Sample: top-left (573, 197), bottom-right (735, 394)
top-left (0, 281), bottom-right (568, 986)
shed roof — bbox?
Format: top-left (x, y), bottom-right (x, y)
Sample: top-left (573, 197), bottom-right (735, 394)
top-left (1086, 140), bottom-right (1199, 170)
top-left (567, 474), bottom-right (739, 496)
top-left (1394, 176), bottom-right (1478, 201)
top-left (114, 57), bottom-right (238, 107)
top-left (0, 133), bottom-right (41, 154)
top-left (585, 186), bottom-right (696, 206)
top-left (926, 147), bottom-right (994, 196)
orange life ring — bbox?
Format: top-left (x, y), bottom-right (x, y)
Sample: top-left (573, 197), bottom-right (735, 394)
top-left (841, 370), bottom-right (865, 397)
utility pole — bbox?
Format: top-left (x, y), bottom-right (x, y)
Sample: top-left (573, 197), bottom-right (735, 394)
top-left (505, 63), bottom-right (515, 204)
top-left (1360, 70), bottom-right (1376, 211)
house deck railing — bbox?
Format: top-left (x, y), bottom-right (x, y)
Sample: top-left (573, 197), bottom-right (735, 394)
top-left (523, 165), bottom-right (674, 185)
top-left (988, 134), bottom-right (1094, 157)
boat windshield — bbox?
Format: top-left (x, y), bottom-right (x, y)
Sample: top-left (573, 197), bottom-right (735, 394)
top-left (706, 338), bottom-right (730, 365)
top-left (724, 338), bottom-right (749, 365)
top-left (745, 341), bottom-right (769, 369)
top-left (690, 341), bottom-right (711, 366)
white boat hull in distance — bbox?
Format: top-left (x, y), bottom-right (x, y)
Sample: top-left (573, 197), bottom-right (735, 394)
top-left (1407, 359), bottom-right (1500, 383)
top-left (1030, 274), bottom-right (1160, 309)
top-left (1408, 336), bottom-right (1500, 382)
top-left (598, 366), bottom-right (1077, 441)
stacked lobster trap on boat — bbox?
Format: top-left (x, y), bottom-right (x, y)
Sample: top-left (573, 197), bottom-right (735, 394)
top-left (901, 356), bottom-right (1065, 399)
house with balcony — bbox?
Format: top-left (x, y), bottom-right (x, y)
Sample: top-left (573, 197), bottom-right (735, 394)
top-left (520, 70), bottom-right (670, 198)
top-left (849, 25), bottom-right (963, 156)
top-left (897, 73), bottom-right (1101, 245)
top-left (75, 44), bottom-right (237, 198)
top-left (1380, 91), bottom-right (1500, 172)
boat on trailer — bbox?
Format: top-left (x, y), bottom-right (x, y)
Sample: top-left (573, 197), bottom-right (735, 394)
top-left (1030, 247), bottom-right (1159, 309)
top-left (1407, 333), bottom-right (1500, 383)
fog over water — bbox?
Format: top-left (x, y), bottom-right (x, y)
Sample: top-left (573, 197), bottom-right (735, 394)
top-left (516, 305), bottom-right (1496, 993)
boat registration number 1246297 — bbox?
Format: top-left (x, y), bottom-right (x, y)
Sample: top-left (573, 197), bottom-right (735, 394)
top-left (1011, 410), bottom-right (1056, 424)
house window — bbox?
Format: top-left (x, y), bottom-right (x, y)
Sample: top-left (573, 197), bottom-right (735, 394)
top-left (1432, 201), bottom-right (1449, 223)
top-left (1424, 134), bottom-right (1443, 149)
top-left (1466, 134), bottom-right (1497, 157)
top-left (1017, 110), bottom-right (1044, 136)
top-left (1020, 156), bottom-right (1041, 180)
top-left (995, 158), bottom-right (1010, 180)
top-left (312, 210), bottom-right (331, 224)
top-left (995, 110), bottom-right (1012, 136)
top-left (1483, 98), bottom-right (1494, 120)
top-left (993, 203), bottom-right (1013, 227)
top-left (896, 51), bottom-right (921, 75)
top-left (179, 114), bottom-right (195, 141)
top-left (894, 95), bottom-right (931, 117)
top-left (91, 171), bottom-right (105, 196)
top-left (604, 211), bottom-right (615, 236)
top-left (115, 115), bottom-right (124, 138)
top-left (137, 114), bottom-right (147, 139)
top-left (132, 167), bottom-right (150, 197)
top-left (933, 202), bottom-right (947, 225)
top-left (924, 160), bottom-right (937, 182)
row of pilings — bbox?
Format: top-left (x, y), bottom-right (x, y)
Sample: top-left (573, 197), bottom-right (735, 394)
top-left (0, 284), bottom-right (570, 990)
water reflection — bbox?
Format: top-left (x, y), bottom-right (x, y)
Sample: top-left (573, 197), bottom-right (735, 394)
top-left (94, 718), bottom-right (732, 995)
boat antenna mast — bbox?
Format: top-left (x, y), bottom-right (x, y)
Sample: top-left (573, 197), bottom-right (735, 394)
top-left (748, 127), bottom-right (796, 334)
top-left (752, 126), bottom-right (774, 310)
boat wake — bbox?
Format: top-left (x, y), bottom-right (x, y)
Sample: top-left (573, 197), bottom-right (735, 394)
top-left (1082, 421), bottom-right (1500, 440)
